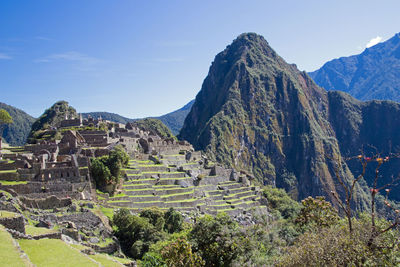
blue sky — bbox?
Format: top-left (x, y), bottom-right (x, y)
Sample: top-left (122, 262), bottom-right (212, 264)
top-left (1, 1), bottom-right (399, 118)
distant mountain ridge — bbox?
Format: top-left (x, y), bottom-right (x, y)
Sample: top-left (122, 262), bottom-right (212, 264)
top-left (0, 102), bottom-right (35, 146)
top-left (309, 33), bottom-right (400, 102)
top-left (83, 100), bottom-right (194, 135)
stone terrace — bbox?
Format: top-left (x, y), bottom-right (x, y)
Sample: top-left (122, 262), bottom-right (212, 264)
top-left (103, 151), bottom-right (266, 216)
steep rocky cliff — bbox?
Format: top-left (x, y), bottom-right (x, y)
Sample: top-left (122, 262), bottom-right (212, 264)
top-left (179, 33), bottom-right (400, 205)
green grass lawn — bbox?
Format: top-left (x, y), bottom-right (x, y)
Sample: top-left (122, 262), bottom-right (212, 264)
top-left (18, 239), bottom-right (99, 267)
top-left (0, 170), bottom-right (17, 173)
top-left (0, 225), bottom-right (28, 266)
top-left (89, 254), bottom-right (124, 267)
top-left (0, 210), bottom-right (19, 218)
top-left (25, 225), bottom-right (57, 236)
top-left (0, 180), bottom-right (27, 185)
top-left (99, 206), bottom-right (115, 220)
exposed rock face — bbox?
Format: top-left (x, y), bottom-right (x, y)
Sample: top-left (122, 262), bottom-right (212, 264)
top-left (309, 33), bottom-right (400, 102)
top-left (179, 33), bottom-right (400, 204)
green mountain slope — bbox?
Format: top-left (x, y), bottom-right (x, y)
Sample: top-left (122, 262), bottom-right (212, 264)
top-left (179, 33), bottom-right (400, 204)
top-left (131, 118), bottom-right (174, 139)
top-left (0, 102), bottom-right (35, 146)
top-left (28, 100), bottom-right (77, 144)
top-left (309, 33), bottom-right (400, 101)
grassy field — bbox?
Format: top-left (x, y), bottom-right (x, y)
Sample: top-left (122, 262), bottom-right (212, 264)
top-left (0, 210), bottom-right (19, 218)
top-left (0, 225), bottom-right (28, 266)
top-left (18, 239), bottom-right (99, 267)
top-left (0, 180), bottom-right (27, 185)
top-left (89, 254), bottom-right (124, 267)
top-left (25, 225), bottom-right (57, 236)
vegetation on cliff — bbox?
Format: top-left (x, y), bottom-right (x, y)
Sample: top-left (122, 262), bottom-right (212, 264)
top-left (28, 101), bottom-right (77, 144)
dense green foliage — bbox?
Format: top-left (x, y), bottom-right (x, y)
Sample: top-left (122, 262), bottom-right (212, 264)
top-left (0, 102), bottom-right (35, 146)
top-left (132, 118), bottom-right (175, 139)
top-left (279, 214), bottom-right (400, 266)
top-left (28, 101), bottom-right (77, 144)
top-left (0, 109), bottom-right (13, 124)
top-left (262, 186), bottom-right (301, 219)
top-left (309, 33), bottom-right (400, 102)
top-left (113, 207), bottom-right (184, 260)
top-left (90, 145), bottom-right (129, 194)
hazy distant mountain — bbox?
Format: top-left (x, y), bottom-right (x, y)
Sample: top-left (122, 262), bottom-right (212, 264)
top-left (0, 102), bottom-right (35, 146)
top-left (179, 33), bottom-right (400, 204)
top-left (309, 33), bottom-right (400, 101)
top-left (157, 100), bottom-right (194, 135)
top-left (83, 100), bottom-right (194, 135)
top-left (81, 112), bottom-right (132, 124)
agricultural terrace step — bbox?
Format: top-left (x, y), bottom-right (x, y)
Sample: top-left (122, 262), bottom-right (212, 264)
top-left (161, 154), bottom-right (186, 158)
top-left (199, 176), bottom-right (229, 185)
top-left (164, 198), bottom-right (203, 208)
top-left (136, 165), bottom-right (169, 172)
top-left (208, 203), bottom-right (234, 210)
top-left (218, 182), bottom-right (243, 190)
top-left (227, 194), bottom-right (259, 204)
top-left (206, 190), bottom-right (224, 196)
top-left (122, 183), bottom-right (152, 190)
top-left (157, 177), bottom-right (194, 185)
top-left (209, 194), bottom-right (224, 201)
top-left (108, 200), bottom-right (164, 208)
top-left (108, 194), bottom-right (160, 202)
top-left (226, 187), bottom-right (253, 194)
top-left (160, 190), bottom-right (195, 201)
top-left (223, 191), bottom-right (257, 201)
top-left (123, 169), bottom-right (141, 175)
top-left (155, 187), bottom-right (195, 195)
top-left (205, 207), bottom-right (241, 216)
top-left (142, 171), bottom-right (186, 179)
top-left (124, 189), bottom-right (155, 196)
top-left (123, 207), bottom-right (197, 213)
top-left (126, 178), bottom-right (157, 185)
top-left (232, 202), bottom-right (258, 209)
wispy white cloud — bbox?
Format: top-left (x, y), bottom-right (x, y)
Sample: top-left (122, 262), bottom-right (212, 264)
top-left (366, 36), bottom-right (383, 48)
top-left (35, 51), bottom-right (101, 71)
top-left (0, 53), bottom-right (12, 60)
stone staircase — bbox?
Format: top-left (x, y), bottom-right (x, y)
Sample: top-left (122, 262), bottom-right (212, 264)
top-left (104, 152), bottom-right (266, 216)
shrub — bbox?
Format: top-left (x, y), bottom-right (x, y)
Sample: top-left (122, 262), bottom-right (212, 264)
top-left (161, 238), bottom-right (204, 267)
top-left (262, 185), bottom-right (301, 219)
top-left (164, 208), bottom-right (183, 234)
top-left (278, 215), bottom-right (400, 266)
top-left (113, 208), bottom-right (164, 259)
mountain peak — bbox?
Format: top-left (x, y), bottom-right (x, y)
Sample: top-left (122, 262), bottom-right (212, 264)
top-left (309, 32), bottom-right (400, 101)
